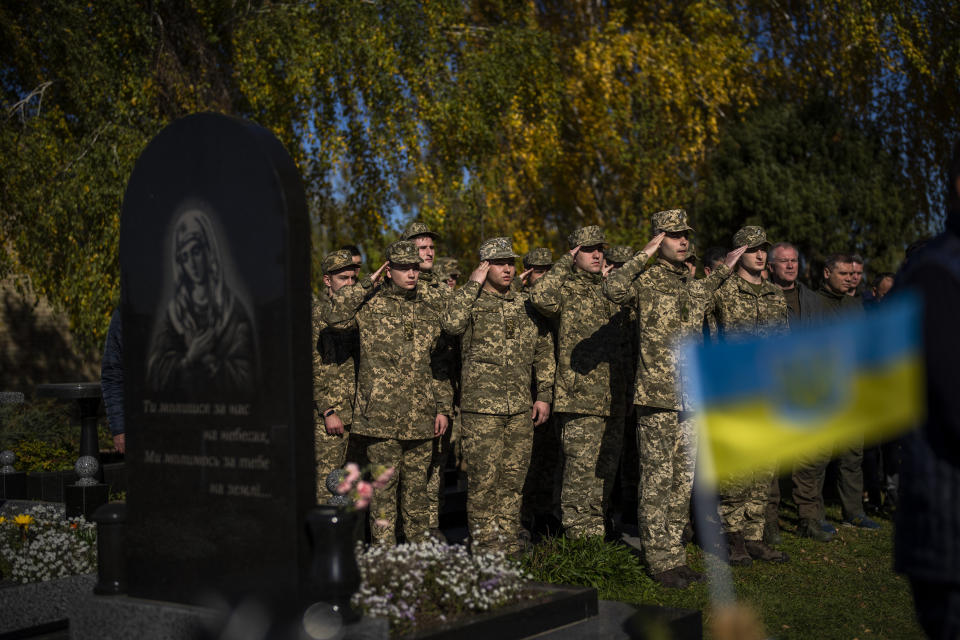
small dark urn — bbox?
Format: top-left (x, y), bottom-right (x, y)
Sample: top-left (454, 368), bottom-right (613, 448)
top-left (304, 505), bottom-right (363, 628)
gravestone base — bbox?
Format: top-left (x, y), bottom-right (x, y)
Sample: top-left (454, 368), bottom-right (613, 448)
top-left (0, 471), bottom-right (27, 499)
top-left (65, 483), bottom-right (109, 519)
top-left (67, 592), bottom-right (389, 640)
top-left (0, 573), bottom-right (95, 636)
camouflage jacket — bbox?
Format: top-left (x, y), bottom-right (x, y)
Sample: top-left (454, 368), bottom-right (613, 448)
top-left (440, 280), bottom-right (554, 415)
top-left (529, 253), bottom-right (631, 417)
top-left (323, 278), bottom-right (454, 440)
top-left (711, 274), bottom-right (789, 342)
top-left (604, 255), bottom-right (733, 411)
top-left (312, 293), bottom-right (359, 426)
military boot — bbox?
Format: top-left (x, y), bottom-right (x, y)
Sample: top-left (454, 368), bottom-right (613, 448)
top-left (675, 564), bottom-right (706, 583)
top-left (744, 538), bottom-right (790, 563)
top-left (763, 520), bottom-right (782, 546)
top-left (798, 518), bottom-right (834, 542)
top-left (724, 532), bottom-right (752, 567)
top-left (651, 567), bottom-right (690, 589)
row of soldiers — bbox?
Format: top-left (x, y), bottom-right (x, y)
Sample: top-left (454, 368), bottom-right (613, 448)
top-left (310, 209), bottom-right (876, 589)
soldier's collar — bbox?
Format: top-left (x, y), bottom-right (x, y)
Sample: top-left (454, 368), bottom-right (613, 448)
top-left (481, 284), bottom-right (515, 300)
top-left (383, 279), bottom-right (418, 299)
top-left (654, 258), bottom-right (689, 276)
top-left (572, 267), bottom-right (603, 284)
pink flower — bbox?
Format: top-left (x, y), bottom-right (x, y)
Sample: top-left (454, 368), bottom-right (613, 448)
top-left (355, 497), bottom-right (370, 509)
top-left (374, 518), bottom-right (390, 528)
top-left (356, 481), bottom-right (373, 500)
top-left (344, 462), bottom-right (361, 485)
top-left (372, 467), bottom-right (395, 490)
top-left (336, 480), bottom-right (352, 495)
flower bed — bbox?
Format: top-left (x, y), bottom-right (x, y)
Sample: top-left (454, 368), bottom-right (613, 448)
top-left (352, 540), bottom-right (533, 637)
top-left (0, 503), bottom-right (96, 584)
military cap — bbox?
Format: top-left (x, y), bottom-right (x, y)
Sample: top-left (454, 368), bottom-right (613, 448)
top-left (401, 221), bottom-right (440, 241)
top-left (523, 247), bottom-right (553, 268)
top-left (479, 237), bottom-right (520, 261)
top-left (685, 243), bottom-right (697, 261)
top-left (604, 245), bottom-right (634, 264)
top-left (651, 209), bottom-right (694, 233)
top-left (321, 249), bottom-right (357, 275)
top-left (732, 225), bottom-right (771, 249)
top-left (434, 257), bottom-right (461, 279)
top-left (386, 240), bottom-right (423, 265)
top-left (567, 225), bottom-right (607, 249)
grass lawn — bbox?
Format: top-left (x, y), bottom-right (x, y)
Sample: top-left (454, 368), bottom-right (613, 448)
top-left (523, 506), bottom-right (923, 639)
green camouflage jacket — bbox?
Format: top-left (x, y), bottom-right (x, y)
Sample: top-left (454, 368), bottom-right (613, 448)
top-left (312, 293), bottom-right (359, 426)
top-left (440, 280), bottom-right (554, 415)
top-left (604, 254), bottom-right (732, 411)
top-left (529, 252), bottom-right (630, 417)
top-left (323, 278), bottom-right (454, 440)
top-left (711, 274), bottom-right (789, 342)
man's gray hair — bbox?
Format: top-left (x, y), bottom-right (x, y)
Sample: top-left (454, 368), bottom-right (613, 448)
top-left (769, 242), bottom-right (797, 258)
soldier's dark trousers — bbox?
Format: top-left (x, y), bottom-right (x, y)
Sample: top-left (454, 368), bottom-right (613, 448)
top-left (557, 413), bottom-right (623, 538)
top-left (462, 411), bottom-right (533, 551)
top-left (522, 415), bottom-right (561, 523)
top-left (362, 436), bottom-right (434, 545)
top-left (793, 437), bottom-right (865, 521)
top-left (636, 408), bottom-right (696, 573)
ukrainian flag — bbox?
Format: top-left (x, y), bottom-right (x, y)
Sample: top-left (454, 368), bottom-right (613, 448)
top-left (685, 295), bottom-right (925, 484)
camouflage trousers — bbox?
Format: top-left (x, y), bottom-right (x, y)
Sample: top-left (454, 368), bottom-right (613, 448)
top-left (718, 468), bottom-right (775, 541)
top-left (461, 411), bottom-right (533, 552)
top-left (557, 413), bottom-right (623, 538)
top-left (521, 415), bottom-right (561, 523)
top-left (358, 435), bottom-right (434, 545)
top-left (314, 425), bottom-right (349, 503)
top-left (636, 408), bottom-right (697, 573)
top-left (619, 412), bottom-right (640, 510)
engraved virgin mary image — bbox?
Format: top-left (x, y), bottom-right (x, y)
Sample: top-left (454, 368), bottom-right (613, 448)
top-left (147, 208), bottom-right (255, 395)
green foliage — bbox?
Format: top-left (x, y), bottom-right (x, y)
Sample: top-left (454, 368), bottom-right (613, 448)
top-left (10, 440), bottom-right (74, 473)
top-left (0, 399), bottom-right (78, 472)
top-left (694, 97), bottom-right (916, 272)
top-left (521, 535), bottom-right (653, 601)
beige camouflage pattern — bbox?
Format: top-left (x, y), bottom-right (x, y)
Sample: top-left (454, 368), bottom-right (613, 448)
top-left (567, 225), bottom-right (606, 248)
top-left (434, 257), bottom-right (461, 281)
top-left (440, 281), bottom-right (554, 414)
top-left (603, 256), bottom-right (732, 411)
top-left (323, 279), bottom-right (454, 440)
top-left (402, 220), bottom-right (440, 241)
top-left (312, 295), bottom-right (349, 499)
top-left (461, 411), bottom-right (533, 552)
top-left (322, 249), bottom-right (356, 275)
top-left (361, 434), bottom-right (435, 545)
top-left (386, 240), bottom-right (423, 265)
top-left (636, 408), bottom-right (697, 572)
top-left (604, 245), bottom-right (634, 264)
top-left (732, 225), bottom-right (770, 249)
top-left (711, 272), bottom-right (787, 538)
top-left (529, 252), bottom-right (631, 417)
top-left (478, 237), bottom-right (520, 261)
top-left (557, 413), bottom-right (623, 537)
top-left (651, 209), bottom-right (694, 233)
top-left (710, 275), bottom-right (789, 343)
top-left (523, 247), bottom-right (553, 267)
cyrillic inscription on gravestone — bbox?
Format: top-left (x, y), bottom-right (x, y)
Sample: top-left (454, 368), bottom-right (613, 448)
top-left (120, 113), bottom-right (313, 610)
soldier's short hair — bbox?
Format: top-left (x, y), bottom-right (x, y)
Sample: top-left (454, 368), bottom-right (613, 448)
top-left (703, 246), bottom-right (727, 269)
top-left (340, 244), bottom-right (362, 258)
top-left (824, 253), bottom-right (854, 272)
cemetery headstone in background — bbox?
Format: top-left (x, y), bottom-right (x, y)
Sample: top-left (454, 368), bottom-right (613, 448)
top-left (120, 113), bottom-right (313, 615)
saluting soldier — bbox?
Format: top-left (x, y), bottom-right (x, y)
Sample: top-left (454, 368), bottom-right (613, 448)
top-left (312, 249), bottom-right (361, 500)
top-left (710, 225), bottom-right (790, 565)
top-left (529, 225), bottom-right (632, 538)
top-left (520, 248), bottom-right (553, 289)
top-left (603, 209), bottom-right (744, 588)
top-left (323, 240), bottom-right (454, 544)
top-left (441, 237), bottom-right (555, 553)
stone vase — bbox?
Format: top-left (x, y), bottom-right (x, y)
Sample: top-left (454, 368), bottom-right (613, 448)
top-left (304, 505), bottom-right (363, 625)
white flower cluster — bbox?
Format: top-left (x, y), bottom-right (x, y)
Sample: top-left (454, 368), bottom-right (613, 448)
top-left (0, 505), bottom-right (96, 584)
top-left (352, 540), bottom-right (530, 633)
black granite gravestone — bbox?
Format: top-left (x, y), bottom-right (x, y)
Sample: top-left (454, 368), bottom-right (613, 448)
top-left (119, 114), bottom-right (313, 614)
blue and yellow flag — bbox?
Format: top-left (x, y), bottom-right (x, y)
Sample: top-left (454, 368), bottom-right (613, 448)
top-left (686, 295), bottom-right (925, 484)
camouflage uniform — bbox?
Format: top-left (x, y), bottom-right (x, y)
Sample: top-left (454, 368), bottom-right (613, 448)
top-left (441, 237), bottom-right (555, 552)
top-left (710, 227), bottom-right (789, 542)
top-left (403, 223), bottom-right (457, 534)
top-left (434, 257), bottom-right (461, 286)
top-left (529, 226), bottom-right (631, 538)
top-left (519, 247), bottom-right (561, 525)
top-left (604, 245), bottom-right (634, 266)
top-left (603, 210), bottom-right (732, 573)
top-left (323, 241), bottom-right (454, 544)
top-left (313, 250), bottom-right (362, 502)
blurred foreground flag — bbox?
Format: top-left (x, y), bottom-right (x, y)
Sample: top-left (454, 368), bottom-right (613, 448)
top-left (686, 295), bottom-right (925, 484)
